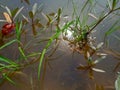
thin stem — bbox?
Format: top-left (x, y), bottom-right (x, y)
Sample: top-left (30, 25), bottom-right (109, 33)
top-left (87, 7), bottom-right (120, 34)
top-left (88, 11), bottom-right (112, 34)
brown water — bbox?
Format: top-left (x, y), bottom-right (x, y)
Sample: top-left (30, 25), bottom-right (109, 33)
top-left (0, 0), bottom-right (120, 90)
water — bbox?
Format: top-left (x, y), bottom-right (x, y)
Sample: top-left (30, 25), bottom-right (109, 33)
top-left (0, 0), bottom-right (120, 90)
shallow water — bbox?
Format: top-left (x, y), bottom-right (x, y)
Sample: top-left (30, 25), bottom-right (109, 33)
top-left (0, 0), bottom-right (120, 90)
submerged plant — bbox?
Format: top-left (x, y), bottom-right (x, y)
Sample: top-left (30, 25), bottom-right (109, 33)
top-left (0, 5), bottom-right (24, 44)
top-left (0, 55), bottom-right (20, 84)
top-left (21, 0), bottom-right (30, 5)
top-left (38, 19), bottom-right (74, 79)
top-left (115, 72), bottom-right (120, 90)
top-left (57, 0), bottom-right (120, 79)
top-left (22, 3), bottom-right (43, 36)
top-left (0, 0), bottom-right (119, 88)
top-left (76, 45), bottom-right (107, 79)
top-left (0, 4), bottom-right (42, 84)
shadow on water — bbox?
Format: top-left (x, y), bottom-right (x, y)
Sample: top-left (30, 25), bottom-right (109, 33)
top-left (0, 0), bottom-right (120, 90)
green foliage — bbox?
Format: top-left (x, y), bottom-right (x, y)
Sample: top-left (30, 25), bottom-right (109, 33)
top-left (32, 3), bottom-right (38, 16)
top-left (0, 39), bottom-right (17, 50)
top-left (115, 72), bottom-right (120, 90)
top-left (105, 20), bottom-right (120, 36)
top-left (38, 20), bottom-right (74, 79)
top-left (112, 0), bottom-right (117, 10)
top-left (21, 0), bottom-right (30, 5)
top-left (0, 55), bottom-right (18, 65)
top-left (0, 5), bottom-right (24, 21)
top-left (0, 0), bottom-right (120, 87)
top-left (18, 47), bottom-right (27, 61)
top-left (2, 73), bottom-right (16, 85)
top-left (15, 21), bottom-right (23, 41)
top-left (13, 7), bottom-right (24, 21)
top-left (27, 3), bottom-right (43, 35)
top-left (29, 11), bottom-right (34, 19)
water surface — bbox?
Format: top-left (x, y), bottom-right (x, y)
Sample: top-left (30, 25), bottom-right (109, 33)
top-left (0, 0), bottom-right (120, 90)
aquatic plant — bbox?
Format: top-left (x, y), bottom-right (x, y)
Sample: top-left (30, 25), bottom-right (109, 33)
top-left (115, 72), bottom-right (120, 90)
top-left (21, 0), bottom-right (30, 5)
top-left (22, 3), bottom-right (43, 36)
top-left (56, 0), bottom-right (120, 78)
top-left (0, 0), bottom-right (119, 89)
top-left (0, 3), bottom-right (43, 84)
top-left (38, 19), bottom-right (74, 79)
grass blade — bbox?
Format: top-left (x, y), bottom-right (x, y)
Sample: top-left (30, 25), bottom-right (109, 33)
top-left (27, 52), bottom-right (41, 57)
top-left (113, 34), bottom-right (120, 41)
top-left (112, 0), bottom-right (117, 10)
top-left (38, 20), bottom-right (74, 79)
top-left (0, 39), bottom-right (17, 50)
top-left (115, 72), bottom-right (120, 90)
top-left (18, 47), bottom-right (27, 61)
top-left (107, 0), bottom-right (112, 10)
top-left (105, 19), bottom-right (120, 36)
top-left (5, 6), bottom-right (12, 17)
top-left (38, 49), bottom-right (46, 79)
top-left (80, 0), bottom-right (89, 13)
top-left (11, 8), bottom-right (19, 18)
top-left (3, 73), bottom-right (16, 85)
top-left (0, 55), bottom-right (17, 65)
top-left (32, 3), bottom-right (37, 15)
top-left (16, 21), bottom-right (23, 41)
top-left (13, 6), bottom-right (24, 20)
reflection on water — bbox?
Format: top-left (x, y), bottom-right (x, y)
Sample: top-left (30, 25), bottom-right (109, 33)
top-left (0, 0), bottom-right (119, 90)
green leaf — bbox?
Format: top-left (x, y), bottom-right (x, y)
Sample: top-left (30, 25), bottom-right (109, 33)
top-left (15, 21), bottom-right (23, 41)
top-left (0, 39), bottom-right (17, 50)
top-left (107, 0), bottom-right (112, 10)
top-left (57, 8), bottom-right (62, 17)
top-left (29, 11), bottom-right (34, 19)
top-left (113, 34), bottom-right (120, 41)
top-left (115, 72), bottom-right (120, 90)
top-left (13, 6), bottom-right (24, 20)
top-left (3, 73), bottom-right (16, 85)
top-left (27, 52), bottom-right (41, 57)
top-left (38, 49), bottom-right (46, 79)
top-left (32, 3), bottom-right (37, 15)
top-left (56, 8), bottom-right (62, 25)
top-left (0, 55), bottom-right (17, 65)
top-left (80, 0), bottom-right (89, 13)
top-left (18, 47), bottom-right (27, 61)
top-left (23, 0), bottom-right (30, 5)
top-left (37, 20), bottom-right (74, 79)
top-left (11, 8), bottom-right (19, 18)
top-left (0, 63), bottom-right (18, 70)
top-left (112, 0), bottom-right (117, 10)
top-left (105, 20), bottom-right (120, 36)
top-left (106, 25), bottom-right (120, 36)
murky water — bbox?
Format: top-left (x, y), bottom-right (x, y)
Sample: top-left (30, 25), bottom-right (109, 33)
top-left (0, 0), bottom-right (120, 90)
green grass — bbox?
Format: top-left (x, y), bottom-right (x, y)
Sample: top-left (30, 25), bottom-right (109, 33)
top-left (0, 0), bottom-right (120, 88)
top-left (38, 20), bottom-right (74, 79)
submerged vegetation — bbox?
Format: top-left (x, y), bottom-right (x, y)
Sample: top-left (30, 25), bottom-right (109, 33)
top-left (0, 0), bottom-right (120, 90)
